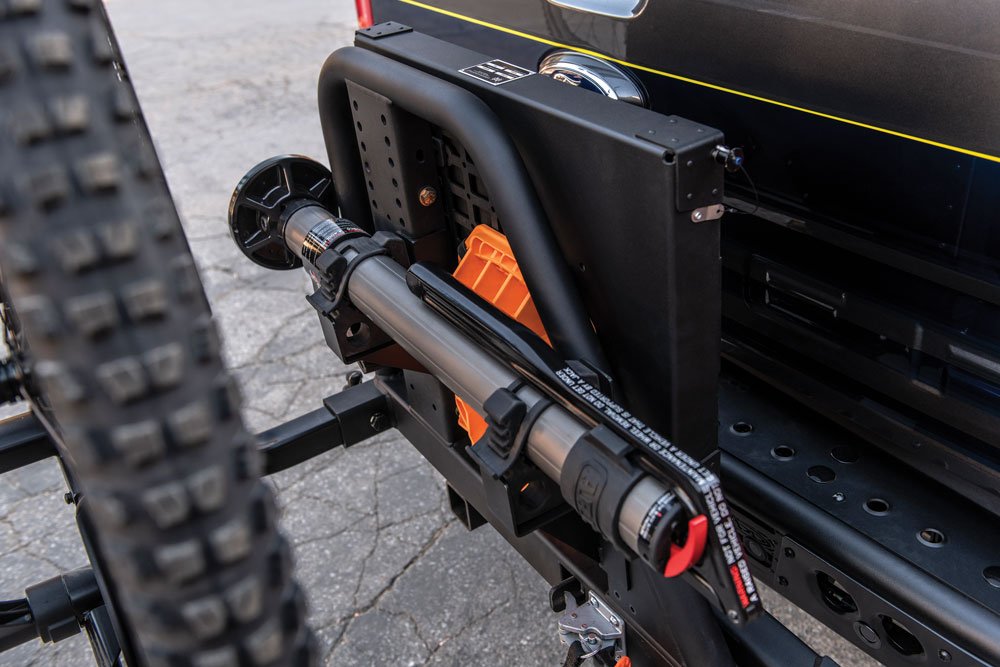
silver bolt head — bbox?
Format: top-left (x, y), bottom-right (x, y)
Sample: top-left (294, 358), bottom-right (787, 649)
top-left (369, 412), bottom-right (389, 431)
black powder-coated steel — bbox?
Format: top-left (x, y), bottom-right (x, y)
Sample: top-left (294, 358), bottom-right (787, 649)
top-left (329, 30), bottom-right (724, 460)
top-left (0, 412), bottom-right (54, 475)
top-left (373, 0), bottom-right (1000, 514)
top-left (719, 372), bottom-right (1000, 667)
top-left (318, 44), bottom-right (607, 372)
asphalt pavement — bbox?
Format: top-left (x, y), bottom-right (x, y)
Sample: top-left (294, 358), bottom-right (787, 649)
top-left (0, 1), bottom-right (877, 665)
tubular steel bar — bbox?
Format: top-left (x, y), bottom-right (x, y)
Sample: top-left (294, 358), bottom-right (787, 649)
top-left (317, 46), bottom-right (607, 371)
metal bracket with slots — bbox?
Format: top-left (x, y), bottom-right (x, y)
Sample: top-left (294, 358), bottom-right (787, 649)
top-left (557, 592), bottom-right (627, 661)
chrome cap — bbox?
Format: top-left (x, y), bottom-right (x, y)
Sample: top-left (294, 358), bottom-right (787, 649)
top-left (539, 50), bottom-right (648, 107)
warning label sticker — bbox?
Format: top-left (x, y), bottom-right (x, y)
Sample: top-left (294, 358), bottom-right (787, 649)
top-left (460, 60), bottom-right (533, 86)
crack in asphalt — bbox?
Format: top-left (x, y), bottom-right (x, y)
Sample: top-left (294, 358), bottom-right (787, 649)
top-left (420, 597), bottom-right (512, 666)
top-left (322, 518), bottom-right (458, 661)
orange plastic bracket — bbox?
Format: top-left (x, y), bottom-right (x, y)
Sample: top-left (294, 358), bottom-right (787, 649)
top-left (452, 225), bottom-right (550, 442)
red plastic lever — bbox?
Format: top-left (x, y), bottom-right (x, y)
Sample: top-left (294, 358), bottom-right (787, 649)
top-left (663, 515), bottom-right (709, 578)
top-left (355, 0), bottom-right (374, 28)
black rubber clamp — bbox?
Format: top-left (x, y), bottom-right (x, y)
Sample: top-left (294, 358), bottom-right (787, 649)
top-left (306, 238), bottom-right (388, 318)
top-left (558, 425), bottom-right (646, 552)
top-left (469, 386), bottom-right (551, 480)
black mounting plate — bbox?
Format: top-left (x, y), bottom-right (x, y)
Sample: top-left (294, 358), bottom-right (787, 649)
top-left (228, 155), bottom-right (335, 270)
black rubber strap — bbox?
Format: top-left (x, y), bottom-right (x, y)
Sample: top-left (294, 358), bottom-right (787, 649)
top-left (326, 246), bottom-right (388, 313)
top-left (508, 397), bottom-right (552, 470)
top-left (506, 378), bottom-right (527, 394)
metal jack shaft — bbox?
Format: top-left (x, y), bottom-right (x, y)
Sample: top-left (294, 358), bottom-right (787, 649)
top-left (282, 205), bottom-right (682, 559)
top-left (278, 204), bottom-right (760, 624)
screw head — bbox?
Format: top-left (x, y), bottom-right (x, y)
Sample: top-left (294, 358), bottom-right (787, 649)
top-left (418, 186), bottom-right (437, 207)
top-left (369, 412), bottom-right (389, 432)
top-left (832, 492), bottom-right (846, 502)
top-left (586, 635), bottom-right (599, 645)
top-left (692, 209), bottom-right (705, 221)
top-left (939, 649), bottom-right (952, 662)
top-left (346, 370), bottom-right (363, 387)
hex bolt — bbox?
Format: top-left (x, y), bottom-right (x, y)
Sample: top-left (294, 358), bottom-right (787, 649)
top-left (418, 186), bottom-right (437, 207)
top-left (369, 412), bottom-right (389, 432)
top-left (586, 635), bottom-right (599, 645)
